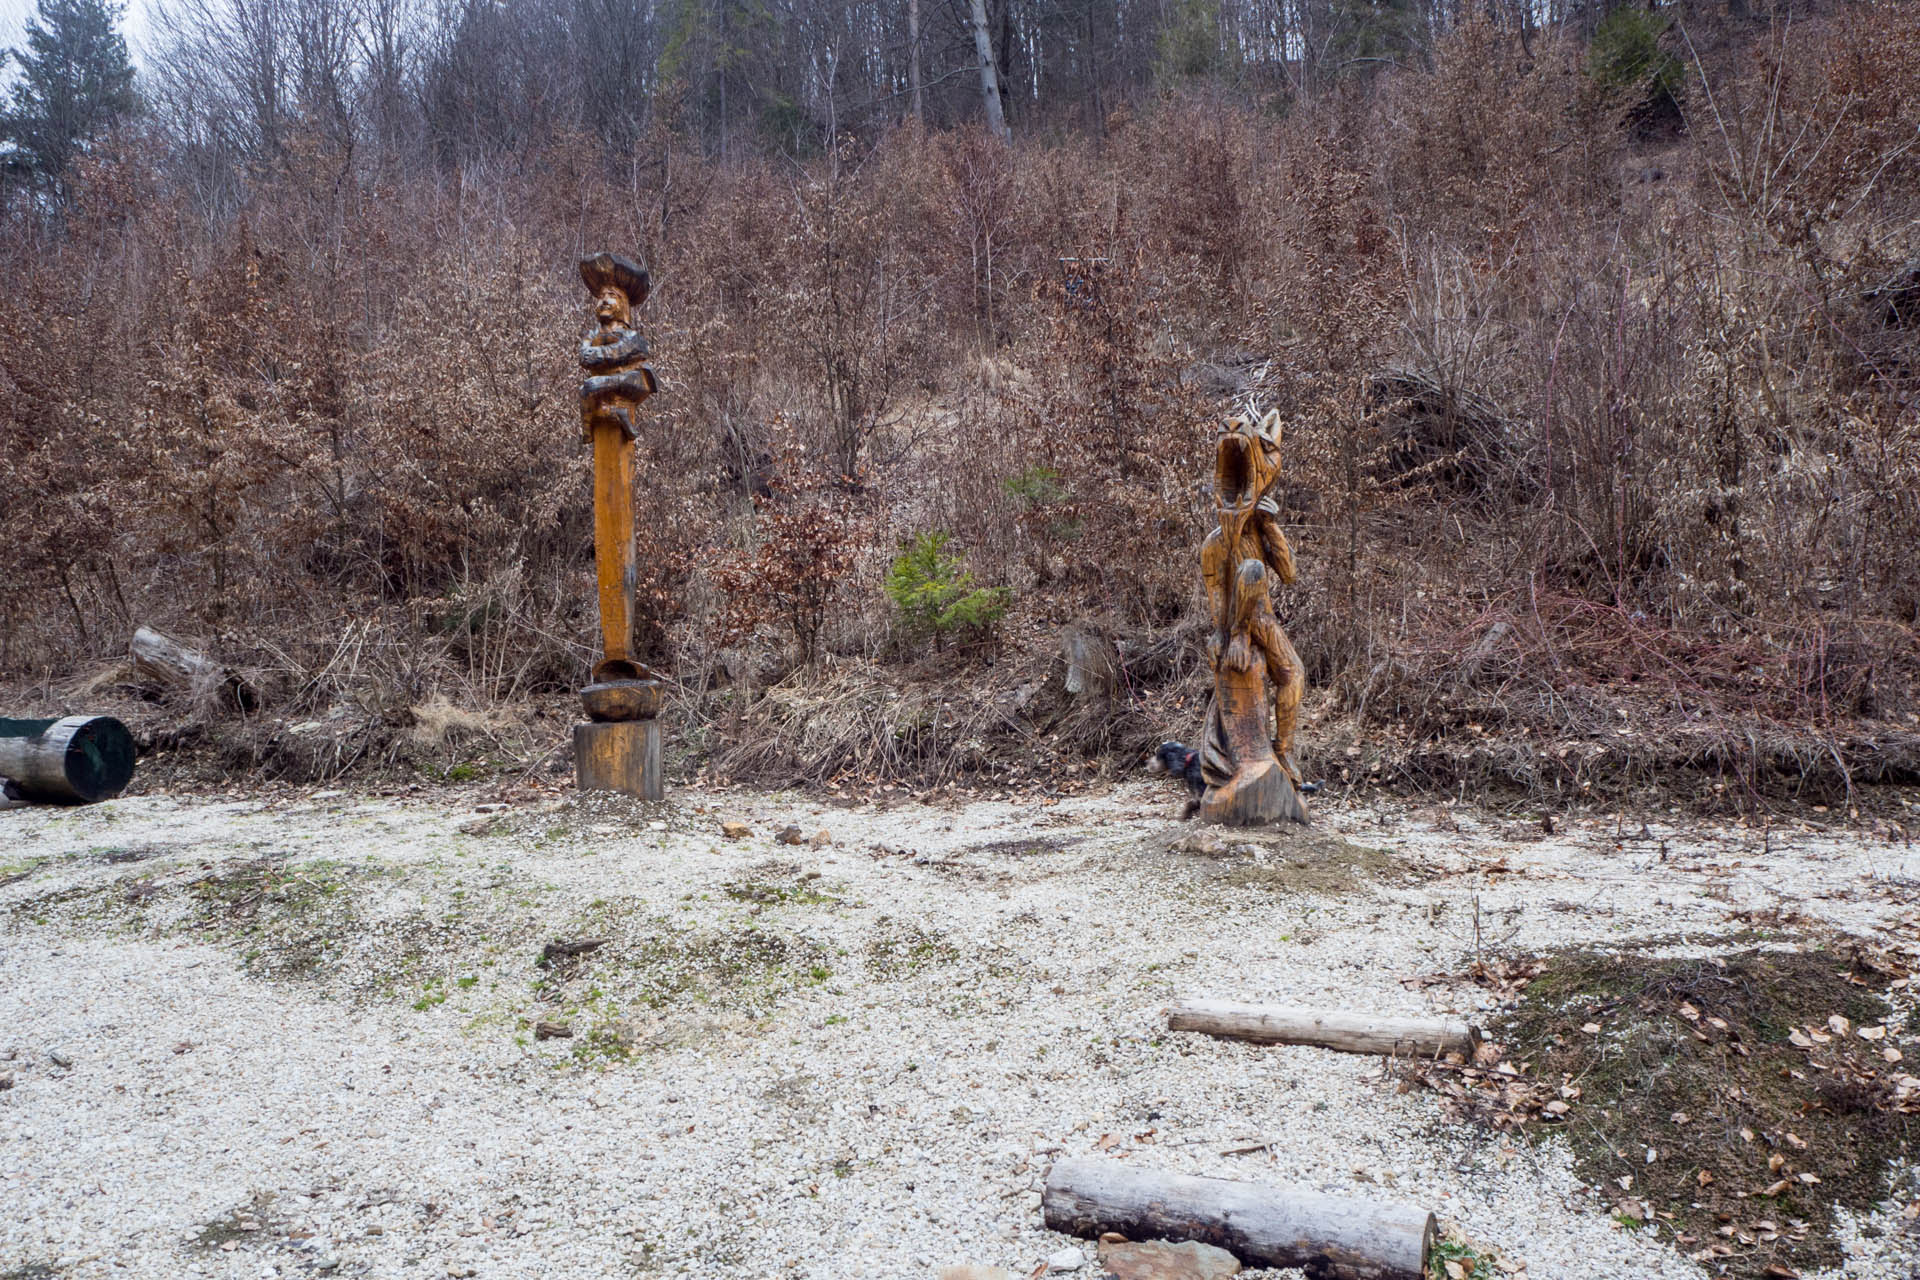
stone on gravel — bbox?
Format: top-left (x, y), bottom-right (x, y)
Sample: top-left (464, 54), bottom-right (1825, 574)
top-left (937, 1268), bottom-right (1012, 1280)
top-left (775, 826), bottom-right (804, 845)
top-left (533, 1020), bottom-right (572, 1040)
top-left (1096, 1241), bottom-right (1242, 1280)
top-left (313, 1257), bottom-right (340, 1272)
top-left (721, 821), bottom-right (751, 839)
top-left (1171, 832), bottom-right (1229, 857)
top-left (0, 1072), bottom-right (12, 1090)
top-left (46, 1049), bottom-right (72, 1068)
top-left (1048, 1245), bottom-right (1087, 1271)
top-left (810, 829), bottom-right (833, 847)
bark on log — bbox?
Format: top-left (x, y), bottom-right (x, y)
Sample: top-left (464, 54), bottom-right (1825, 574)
top-left (0, 716), bottom-right (136, 803)
top-left (1043, 1157), bottom-right (1433, 1280)
top-left (1166, 1000), bottom-right (1480, 1058)
top-left (129, 627), bottom-right (255, 710)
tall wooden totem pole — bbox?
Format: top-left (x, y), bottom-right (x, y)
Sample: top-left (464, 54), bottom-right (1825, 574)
top-left (573, 252), bottom-right (664, 799)
top-left (1196, 409), bottom-right (1309, 826)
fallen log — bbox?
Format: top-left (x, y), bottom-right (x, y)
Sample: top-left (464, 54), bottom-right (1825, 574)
top-left (1166, 1000), bottom-right (1480, 1058)
top-left (130, 626), bottom-right (255, 710)
top-left (1043, 1157), bottom-right (1432, 1280)
top-left (0, 716), bottom-right (137, 804)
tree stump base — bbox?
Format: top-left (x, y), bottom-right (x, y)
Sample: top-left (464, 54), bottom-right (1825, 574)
top-left (1199, 758), bottom-right (1307, 827)
top-left (574, 719), bottom-right (662, 800)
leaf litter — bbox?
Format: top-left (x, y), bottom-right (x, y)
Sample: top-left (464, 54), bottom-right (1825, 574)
top-left (1403, 942), bottom-right (1918, 1278)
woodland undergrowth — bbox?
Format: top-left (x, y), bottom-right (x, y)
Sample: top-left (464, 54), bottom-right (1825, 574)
top-left (4, 10), bottom-right (1920, 808)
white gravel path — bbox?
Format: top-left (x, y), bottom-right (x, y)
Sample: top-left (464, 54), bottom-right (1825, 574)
top-left (2, 784), bottom-right (1917, 1280)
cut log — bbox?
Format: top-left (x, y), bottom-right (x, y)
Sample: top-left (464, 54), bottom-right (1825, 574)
top-left (1044, 1157), bottom-right (1433, 1280)
top-left (1166, 1000), bottom-right (1480, 1058)
top-left (574, 718), bottom-right (662, 800)
top-left (129, 627), bottom-right (255, 710)
top-left (0, 716), bottom-right (136, 804)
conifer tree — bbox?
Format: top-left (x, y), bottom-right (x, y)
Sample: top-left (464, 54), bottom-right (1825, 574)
top-left (2, 0), bottom-right (138, 194)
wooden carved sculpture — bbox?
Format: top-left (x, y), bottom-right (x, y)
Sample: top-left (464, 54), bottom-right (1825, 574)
top-left (1197, 408), bottom-right (1308, 826)
top-left (574, 252), bottom-right (664, 798)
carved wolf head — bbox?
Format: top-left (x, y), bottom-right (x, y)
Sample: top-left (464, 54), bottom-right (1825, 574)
top-left (1215, 407), bottom-right (1283, 515)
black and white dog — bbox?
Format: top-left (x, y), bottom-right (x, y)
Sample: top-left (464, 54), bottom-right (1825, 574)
top-left (1146, 741), bottom-right (1207, 819)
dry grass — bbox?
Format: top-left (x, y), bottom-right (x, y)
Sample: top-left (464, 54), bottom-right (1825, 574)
top-left (3, 10), bottom-right (1919, 807)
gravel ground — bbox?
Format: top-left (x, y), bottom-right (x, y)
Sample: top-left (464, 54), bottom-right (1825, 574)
top-left (2, 783), bottom-right (1917, 1280)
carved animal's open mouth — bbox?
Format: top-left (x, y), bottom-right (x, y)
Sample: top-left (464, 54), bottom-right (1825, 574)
top-left (1216, 431), bottom-right (1255, 509)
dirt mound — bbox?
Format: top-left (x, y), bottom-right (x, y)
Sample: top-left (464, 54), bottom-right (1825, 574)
top-left (1409, 945), bottom-right (1919, 1278)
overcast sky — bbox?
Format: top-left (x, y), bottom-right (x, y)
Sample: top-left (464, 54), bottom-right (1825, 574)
top-left (0, 0), bottom-right (160, 74)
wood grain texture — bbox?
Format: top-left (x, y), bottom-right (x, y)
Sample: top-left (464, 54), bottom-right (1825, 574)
top-left (591, 422), bottom-right (637, 667)
top-left (1166, 1000), bottom-right (1481, 1057)
top-left (574, 718), bottom-right (662, 800)
top-left (1043, 1157), bottom-right (1433, 1280)
top-left (1197, 410), bottom-right (1306, 826)
top-left (130, 626), bottom-right (254, 710)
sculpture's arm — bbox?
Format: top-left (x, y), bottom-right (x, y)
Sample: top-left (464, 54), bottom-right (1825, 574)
top-left (579, 368), bottom-right (658, 442)
top-left (579, 329), bottom-right (651, 370)
top-left (1251, 611), bottom-right (1299, 690)
top-left (1252, 504), bottom-right (1297, 586)
top-left (1198, 525), bottom-right (1228, 660)
top-left (581, 368), bottom-right (658, 402)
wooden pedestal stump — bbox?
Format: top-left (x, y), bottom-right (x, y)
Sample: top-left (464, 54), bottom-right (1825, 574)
top-left (574, 718), bottom-right (662, 801)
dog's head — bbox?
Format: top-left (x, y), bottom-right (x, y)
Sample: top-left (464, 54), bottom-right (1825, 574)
top-left (1146, 741), bottom-right (1189, 776)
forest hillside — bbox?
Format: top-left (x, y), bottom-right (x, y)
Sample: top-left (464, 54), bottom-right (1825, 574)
top-left (3, 0), bottom-right (1918, 806)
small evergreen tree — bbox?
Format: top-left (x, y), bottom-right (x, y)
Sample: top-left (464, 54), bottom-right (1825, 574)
top-left (1587, 7), bottom-right (1683, 131)
top-left (884, 532), bottom-right (1008, 651)
top-left (2, 0), bottom-right (137, 195)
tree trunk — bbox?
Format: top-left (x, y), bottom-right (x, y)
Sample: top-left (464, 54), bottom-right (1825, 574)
top-left (967, 0), bottom-right (1010, 143)
top-left (1166, 1001), bottom-right (1481, 1057)
top-left (908, 0), bottom-right (924, 124)
top-left (1043, 1157), bottom-right (1433, 1280)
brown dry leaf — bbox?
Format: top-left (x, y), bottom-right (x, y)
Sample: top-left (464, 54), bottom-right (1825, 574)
top-left (1785, 1132), bottom-right (1807, 1149)
top-left (1858, 1024), bottom-right (1887, 1041)
top-left (1788, 1028), bottom-right (1814, 1048)
top-left (1095, 1133), bottom-right (1119, 1151)
top-left (1769, 1153), bottom-right (1786, 1173)
top-left (1764, 1179), bottom-right (1791, 1196)
top-left (1884, 1046), bottom-right (1904, 1063)
top-left (1696, 1169), bottom-right (1714, 1187)
top-left (1678, 1002), bottom-right (1701, 1022)
top-left (1828, 1014), bottom-right (1851, 1036)
top-left (1580, 1022), bottom-right (1601, 1034)
top-left (1670, 1110), bottom-right (1690, 1124)
top-left (1445, 1262), bottom-right (1467, 1280)
top-left (1763, 1265), bottom-right (1801, 1279)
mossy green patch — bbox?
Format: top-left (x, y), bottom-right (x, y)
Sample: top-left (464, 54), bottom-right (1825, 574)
top-left (190, 1195), bottom-right (275, 1250)
top-left (865, 922), bottom-right (961, 977)
top-left (724, 876), bottom-right (835, 907)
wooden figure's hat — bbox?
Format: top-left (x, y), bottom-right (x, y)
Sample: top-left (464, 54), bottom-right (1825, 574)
top-left (579, 252), bottom-right (651, 306)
